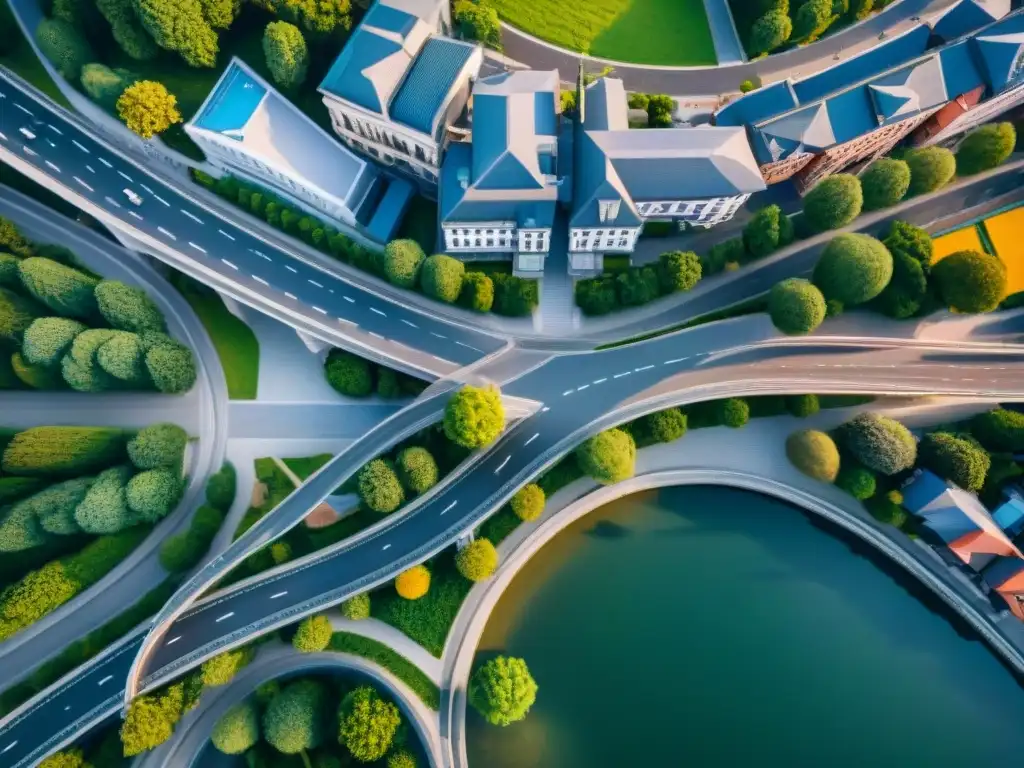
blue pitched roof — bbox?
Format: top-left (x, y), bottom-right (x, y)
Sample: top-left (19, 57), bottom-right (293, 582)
top-left (981, 554), bottom-right (1024, 587)
top-left (364, 2), bottom-right (419, 35)
top-left (932, 0), bottom-right (1004, 42)
top-left (471, 93), bottom-right (509, 181)
top-left (939, 39), bottom-right (988, 96)
top-left (391, 37), bottom-right (475, 136)
top-left (320, 26), bottom-right (402, 113)
top-left (367, 177), bottom-right (415, 242)
top-left (194, 65), bottom-right (266, 135)
top-left (714, 81), bottom-right (798, 127)
top-left (921, 506), bottom-right (979, 543)
top-left (902, 470), bottom-right (949, 513)
top-left (534, 91), bottom-right (557, 136)
top-left (974, 16), bottom-right (1024, 90)
top-left (994, 497), bottom-right (1024, 536)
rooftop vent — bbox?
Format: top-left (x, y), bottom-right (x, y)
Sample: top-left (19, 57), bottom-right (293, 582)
top-left (457, 167), bottom-right (470, 190)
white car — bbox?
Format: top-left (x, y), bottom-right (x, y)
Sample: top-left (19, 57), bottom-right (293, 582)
top-left (123, 188), bottom-right (143, 206)
top-left (18, 127), bottom-right (36, 141)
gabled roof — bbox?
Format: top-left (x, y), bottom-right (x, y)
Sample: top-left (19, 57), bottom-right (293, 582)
top-left (866, 56), bottom-right (948, 123)
top-left (390, 37), bottom-right (477, 136)
top-left (714, 81), bottom-right (798, 128)
top-left (975, 29), bottom-right (1024, 90)
top-left (581, 77), bottom-right (629, 131)
top-left (930, 0), bottom-right (1011, 43)
top-left (754, 102), bottom-right (835, 164)
top-left (981, 555), bottom-right (1024, 590)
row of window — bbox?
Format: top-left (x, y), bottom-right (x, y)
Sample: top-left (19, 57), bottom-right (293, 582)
top-left (338, 112), bottom-right (430, 164)
top-left (210, 141), bottom-right (335, 214)
top-left (572, 237), bottom-right (631, 250)
top-left (450, 237), bottom-right (514, 249)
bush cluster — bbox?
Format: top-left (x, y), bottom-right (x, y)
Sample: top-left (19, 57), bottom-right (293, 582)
top-left (575, 251), bottom-right (701, 315)
top-left (323, 349), bottom-right (425, 399)
top-left (836, 413), bottom-right (917, 475)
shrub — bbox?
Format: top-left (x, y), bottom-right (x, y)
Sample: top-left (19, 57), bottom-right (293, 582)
top-left (125, 468), bottom-right (181, 523)
top-left (0, 476), bottom-right (46, 504)
top-left (211, 701), bottom-right (259, 755)
top-left (395, 446), bottom-right (438, 496)
top-left (263, 20), bottom-right (308, 89)
top-left (80, 63), bottom-right (133, 110)
top-left (748, 10), bottom-right (791, 54)
top-left (145, 338), bottom-right (197, 393)
top-left (96, 332), bottom-right (149, 385)
top-left (453, 0), bottom-right (501, 48)
top-left (931, 250), bottom-right (1006, 313)
top-left (803, 174), bottom-right (863, 232)
top-left (955, 122), bottom-right (1015, 175)
top-left (94, 280), bottom-right (166, 333)
top-left (0, 253), bottom-right (18, 287)
top-left (492, 273), bottom-right (539, 317)
top-left (813, 233), bottom-right (893, 306)
top-left (0, 499), bottom-right (51, 552)
top-left (639, 408), bottom-right (688, 444)
top-left (159, 530), bottom-right (204, 572)
top-left (205, 461), bottom-right (236, 511)
top-left (382, 240), bottom-right (425, 288)
top-left (388, 750), bottom-right (418, 768)
top-left (2, 426), bottom-right (126, 477)
top-left (292, 614), bottom-right (332, 652)
top-left (35, 18), bottom-right (93, 80)
top-left (919, 432), bottom-right (991, 491)
top-left (22, 317), bottom-right (87, 368)
top-left (22, 477), bottom-right (92, 536)
top-left (11, 351), bottom-right (65, 389)
top-left (792, 0), bottom-right (834, 41)
top-left (743, 205), bottom-right (795, 258)
top-left (0, 288), bottom-right (44, 347)
top-left (575, 277), bottom-right (618, 315)
top-left (628, 92), bottom-right (650, 110)
top-left (456, 538), bottom-right (498, 582)
top-left (875, 250), bottom-right (928, 319)
top-left (616, 266), bottom-right (660, 307)
top-left (341, 592), bottom-right (371, 620)
top-left (459, 272), bottom-right (494, 312)
top-left (646, 94), bottom-right (674, 127)
top-left (201, 645), bottom-right (256, 687)
top-left (785, 394), bottom-right (820, 418)
top-left (713, 398), bottom-right (750, 428)
top-left (116, 80), bottom-right (182, 139)
top-left (905, 146), bottom-right (956, 196)
top-left (576, 428), bottom-right (636, 485)
top-left (357, 458), bottom-right (405, 514)
top-left (860, 158), bottom-right (911, 211)
top-left (17, 257), bottom-right (99, 320)
top-left (120, 681), bottom-right (187, 756)
top-left (444, 385), bottom-right (505, 449)
top-left (74, 465), bottom-right (134, 533)
top-left (128, 423), bottom-right (188, 470)
top-left (786, 429), bottom-right (841, 482)
top-left (134, 0), bottom-right (218, 68)
top-left (0, 219), bottom-right (33, 258)
top-left (971, 408), bottom-right (1024, 453)
top-left (263, 679), bottom-right (328, 755)
top-left (656, 250), bottom-right (702, 293)
top-left (38, 749), bottom-right (90, 768)
top-left (324, 349), bottom-right (373, 397)
top-left (510, 484), bottom-right (545, 522)
top-left (395, 564), bottom-right (430, 599)
top-left (60, 328), bottom-right (120, 392)
top-left (469, 656), bottom-right (537, 727)
top-left (337, 685), bottom-right (401, 763)
top-left (836, 413), bottom-right (917, 475)
top-left (835, 464), bottom-right (877, 499)
top-left (768, 278), bottom-right (826, 335)
top-left (420, 253), bottom-right (465, 303)
top-left (0, 560), bottom-right (82, 637)
top-left (702, 237), bottom-right (747, 274)
top-left (883, 220), bottom-right (932, 272)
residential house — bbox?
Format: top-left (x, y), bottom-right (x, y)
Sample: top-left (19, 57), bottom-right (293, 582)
top-left (438, 70), bottom-right (562, 274)
top-left (569, 77), bottom-right (764, 273)
top-left (185, 58), bottom-right (412, 240)
top-left (981, 555), bottom-right (1024, 619)
top-left (318, 0), bottom-right (483, 191)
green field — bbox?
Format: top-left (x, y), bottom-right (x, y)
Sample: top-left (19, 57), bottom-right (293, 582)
top-left (492, 0), bottom-right (717, 66)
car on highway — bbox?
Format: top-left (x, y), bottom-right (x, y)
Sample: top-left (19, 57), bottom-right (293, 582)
top-left (18, 126), bottom-right (36, 141)
top-left (123, 188), bottom-right (143, 206)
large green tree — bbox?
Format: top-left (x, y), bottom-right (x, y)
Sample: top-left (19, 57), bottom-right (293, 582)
top-left (117, 80), bottom-right (183, 138)
top-left (74, 465), bottom-right (135, 534)
top-left (786, 429), bottom-right (840, 482)
top-left (860, 158), bottom-right (911, 211)
top-left (292, 614), bottom-right (332, 652)
top-left (905, 146), bottom-right (956, 196)
top-left (0, 288), bottom-right (44, 347)
top-left (803, 174), bottom-right (863, 232)
top-left (35, 18), bottom-right (94, 81)
top-left (456, 537), bottom-right (499, 582)
top-left (17, 257), bottom-right (99, 320)
top-left (931, 250), bottom-right (1006, 313)
top-left (95, 0), bottom-right (159, 61)
top-left (972, 408), bottom-right (1024, 453)
top-left (271, 0), bottom-right (351, 36)
top-left (95, 280), bottom-right (167, 333)
top-left (337, 685), bottom-right (401, 763)
top-left (211, 700), bottom-right (259, 755)
top-left (128, 423), bottom-right (188, 470)
top-left (21, 477), bottom-right (92, 536)
top-left (133, 0), bottom-right (219, 67)
top-left (656, 250), bottom-right (702, 293)
top-left (919, 432), bottom-right (990, 492)
top-left (357, 458), bottom-right (405, 514)
top-left (443, 385), bottom-right (505, 449)
top-left (120, 682), bottom-right (186, 755)
top-left (743, 204), bottom-right (794, 258)
top-left (420, 254), bottom-right (465, 303)
top-left (21, 317), bottom-right (86, 368)
top-left (812, 234), bottom-right (893, 306)
top-left (263, 678), bottom-right (329, 755)
top-left (955, 122), bottom-right (1016, 175)
top-left (768, 277), bottom-right (826, 335)
top-left (395, 446), bottom-right (438, 496)
top-left (453, 0), bottom-right (501, 48)
top-left (2, 426), bottom-right (126, 477)
top-left (748, 9), bottom-right (791, 55)
top-left (836, 413), bottom-right (917, 475)
top-left (575, 428), bottom-right (636, 485)
top-left (263, 21), bottom-right (309, 89)
top-left (469, 656), bottom-right (538, 727)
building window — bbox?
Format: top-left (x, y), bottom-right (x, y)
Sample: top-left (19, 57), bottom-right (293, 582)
top-left (475, 238), bottom-right (481, 247)
top-left (618, 238), bottom-right (628, 247)
top-left (598, 200), bottom-right (621, 222)
top-left (415, 145), bottom-right (426, 162)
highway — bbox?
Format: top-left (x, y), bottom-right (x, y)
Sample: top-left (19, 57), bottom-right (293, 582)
top-left (0, 69), bottom-right (505, 376)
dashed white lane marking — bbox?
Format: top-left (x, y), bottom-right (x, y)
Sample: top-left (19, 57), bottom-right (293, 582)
top-left (99, 157), bottom-right (112, 168)
top-left (401, 319), bottom-right (418, 328)
top-left (64, 706), bottom-right (70, 711)
top-left (525, 433), bottom-right (539, 446)
top-left (47, 124), bottom-right (62, 135)
top-left (154, 195), bottom-right (170, 206)
top-left (382, 543), bottom-right (392, 551)
top-left (613, 371), bottom-right (631, 378)
top-left (562, 389), bottom-right (573, 396)
top-left (593, 378), bottom-right (607, 384)
top-left (456, 341), bottom-right (482, 352)
top-left (271, 591), bottom-right (288, 599)
top-left (337, 317), bottom-right (356, 326)
top-left (541, 407), bottom-right (550, 412)
top-left (430, 332), bottom-right (446, 339)
top-left (343, 296), bottom-right (355, 303)
top-left (0, 131), bottom-right (6, 141)
top-left (85, 164), bottom-right (95, 173)
top-left (45, 138), bottom-right (56, 148)
top-left (97, 675), bottom-right (113, 686)
top-left (308, 279), bottom-right (323, 288)
top-left (128, 210), bottom-right (143, 221)
top-left (73, 176), bottom-right (93, 192)
top-left (44, 160), bottom-right (60, 172)
top-left (576, 384), bottom-right (590, 391)
top-left (441, 501), bottom-right (457, 515)
top-left (215, 612), bottom-right (235, 623)
top-left (370, 307), bottom-right (386, 317)
top-left (157, 226), bottom-right (176, 240)
top-left (285, 292), bottom-right (297, 300)
top-left (2, 741), bottom-right (17, 754)
top-left (664, 357), bottom-right (688, 365)
top-left (221, 259), bottom-right (238, 270)
top-left (140, 183), bottom-right (154, 194)
top-left (167, 636), bottom-right (181, 645)
top-left (251, 249), bottom-right (271, 261)
top-left (14, 103), bottom-right (32, 116)
top-left (181, 210), bottom-right (204, 224)
top-left (21, 145), bottom-right (36, 156)
top-left (218, 229), bottom-right (236, 241)
top-left (189, 242), bottom-right (207, 254)
top-left (118, 170), bottom-right (133, 182)
top-left (104, 196), bottom-right (121, 208)
top-left (73, 140), bottom-right (90, 153)
top-left (495, 456), bottom-right (511, 474)
top-left (253, 275), bottom-right (269, 286)
top-left (635, 365), bottom-right (654, 372)
top-left (285, 265), bottom-right (297, 273)
top-left (313, 306), bottom-right (327, 315)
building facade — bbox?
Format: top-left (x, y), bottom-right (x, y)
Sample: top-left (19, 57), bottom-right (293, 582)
top-left (318, 0), bottom-right (482, 191)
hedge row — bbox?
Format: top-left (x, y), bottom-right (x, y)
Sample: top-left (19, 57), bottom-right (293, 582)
top-left (323, 349), bottom-right (427, 399)
top-left (575, 250), bottom-right (702, 316)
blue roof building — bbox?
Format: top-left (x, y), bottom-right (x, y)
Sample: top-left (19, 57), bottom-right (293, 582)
top-left (319, 0), bottom-right (483, 191)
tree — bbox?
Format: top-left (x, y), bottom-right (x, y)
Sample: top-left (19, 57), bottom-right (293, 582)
top-left (263, 21), bottom-right (308, 89)
top-left (21, 477), bottom-right (92, 536)
top-left (459, 272), bottom-right (494, 312)
top-left (743, 205), bottom-right (794, 258)
top-left (0, 477), bottom-right (46, 504)
top-left (575, 428), bottom-right (636, 485)
top-left (211, 700), bottom-right (259, 755)
top-left (74, 465), bottom-right (135, 533)
top-left (35, 18), bottom-right (94, 80)
top-left (96, 332), bottom-right (149, 385)
top-left (785, 429), bottom-right (840, 482)
top-left (492, 274), bottom-right (538, 316)
top-left (420, 254), bottom-right (465, 303)
top-left (144, 338), bottom-right (197, 393)
top-left (956, 122), bottom-right (1016, 175)
top-left (860, 158), bottom-right (911, 211)
top-left (469, 656), bottom-right (537, 727)
top-left (748, 9), bottom-right (791, 54)
top-left (17, 257), bottom-right (99, 320)
top-left (382, 240), bottom-right (425, 289)
top-left (199, 0), bottom-right (239, 29)
top-left (444, 385), bottom-right (505, 449)
top-left (850, 0), bottom-right (874, 18)
top-left (125, 468), bottom-right (181, 522)
top-left (919, 432), bottom-right (991, 491)
top-left (616, 266), bottom-right (660, 307)
top-left (972, 408), bottom-right (1024, 453)
top-left (510, 484), bottom-right (545, 522)
top-left (120, 682), bottom-right (186, 755)
top-left (395, 446), bottom-right (438, 496)
top-left (357, 458), bottom-right (405, 514)
top-left (337, 685), bottom-right (401, 763)
top-left (803, 174), bottom-right (863, 232)
top-left (656, 250), bottom-right (702, 293)
top-left (768, 278), bottom-right (826, 335)
top-left (287, 613), bottom-right (333, 652)
top-left (340, 592), bottom-right (371, 620)
top-left (0, 222), bottom-right (31, 260)
top-left (117, 80), bottom-right (182, 138)
top-left (905, 146), bottom-right (956, 196)
top-left (38, 749), bottom-right (91, 768)
top-left (575, 277), bottom-right (618, 315)
top-left (931, 250), bottom-right (1006, 313)
top-left (785, 394), bottom-right (820, 418)
top-left (95, 280), bottom-right (166, 333)
top-left (159, 530), bottom-right (203, 571)
top-left (792, 0), bottom-right (834, 41)
top-left (324, 349), bottom-right (373, 397)
top-left (387, 749), bottom-right (418, 768)
top-left (456, 538), bottom-right (498, 582)
top-left (206, 461), bottom-right (236, 511)
top-left (201, 645), bottom-right (255, 686)
top-left (0, 288), bottom-right (44, 347)
top-left (453, 0), bottom-right (501, 48)
top-left (836, 413), bottom-right (917, 475)
top-left (395, 565), bottom-right (430, 600)
top-left (133, 0), bottom-right (219, 68)
top-left (128, 422), bottom-right (188, 470)
top-left (638, 407), bottom-right (688, 443)
top-left (835, 464), bottom-right (877, 499)
top-left (270, 0), bottom-right (352, 37)
top-left (0, 498), bottom-right (51, 551)
top-left (812, 233), bottom-right (893, 306)
top-left (2, 426), bottom-right (126, 477)
top-left (96, 0), bottom-right (159, 61)
top-left (646, 94), bottom-right (674, 127)
top-left (0, 253), bottom-right (18, 288)
top-left (883, 220), bottom-right (932, 272)
top-left (21, 317), bottom-right (86, 368)
top-left (11, 350), bottom-right (65, 389)
top-left (80, 64), bottom-right (133, 110)
top-left (713, 397), bottom-right (750, 428)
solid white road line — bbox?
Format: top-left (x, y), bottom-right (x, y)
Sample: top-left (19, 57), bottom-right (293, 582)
top-left (2, 742), bottom-right (17, 754)
top-left (14, 103), bottom-right (32, 116)
top-left (157, 226), bottom-right (176, 240)
top-left (181, 209), bottom-right (204, 224)
top-left (218, 229), bottom-right (236, 241)
top-left (308, 279), bottom-right (323, 288)
top-left (495, 456), bottom-right (511, 474)
top-left (382, 543), bottom-right (392, 551)
top-left (221, 259), bottom-right (238, 270)
top-left (154, 195), bottom-right (170, 206)
top-left (313, 306), bottom-right (328, 315)
top-left (73, 176), bottom-right (93, 192)
top-left (525, 433), bottom-right (539, 446)
top-left (441, 501), bottom-right (457, 515)
top-left (47, 124), bottom-right (62, 135)
top-left (285, 265), bottom-right (297, 273)
top-left (285, 292), bottom-right (297, 300)
top-left (456, 341), bottom-right (481, 352)
top-left (73, 140), bottom-right (90, 153)
top-left (401, 319), bottom-right (418, 328)
top-left (118, 170), bottom-right (133, 182)
top-left (189, 242), bottom-right (207, 254)
top-left (99, 157), bottom-right (112, 168)
top-left (44, 160), bottom-right (60, 172)
top-left (166, 636), bottom-right (181, 645)
top-left (97, 676), bottom-right (113, 686)
top-left (271, 591), bottom-right (288, 599)
top-left (128, 210), bottom-right (143, 221)
top-left (253, 275), bottom-right (269, 286)
top-left (368, 331), bottom-right (384, 339)
top-left (215, 612), bottom-right (235, 623)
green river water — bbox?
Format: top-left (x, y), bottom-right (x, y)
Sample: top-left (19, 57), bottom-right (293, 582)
top-left (466, 486), bottom-right (1024, 767)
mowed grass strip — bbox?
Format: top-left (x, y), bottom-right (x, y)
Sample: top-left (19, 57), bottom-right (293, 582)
top-left (492, 0), bottom-right (716, 66)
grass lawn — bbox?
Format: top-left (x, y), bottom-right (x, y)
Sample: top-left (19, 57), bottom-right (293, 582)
top-left (0, 2), bottom-right (69, 108)
top-left (373, 560), bottom-right (471, 658)
top-left (169, 272), bottom-right (260, 400)
top-left (283, 453), bottom-right (334, 481)
top-left (491, 0), bottom-right (716, 66)
top-left (328, 631), bottom-right (440, 709)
